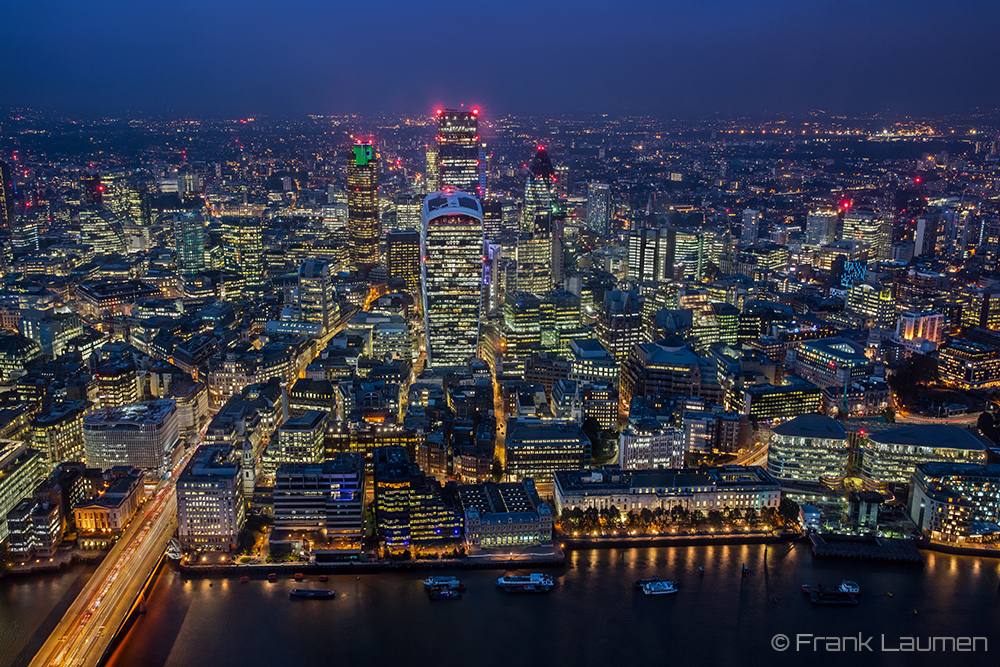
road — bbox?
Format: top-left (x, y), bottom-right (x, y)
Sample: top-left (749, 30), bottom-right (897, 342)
top-left (29, 449), bottom-right (194, 667)
top-left (731, 442), bottom-right (768, 467)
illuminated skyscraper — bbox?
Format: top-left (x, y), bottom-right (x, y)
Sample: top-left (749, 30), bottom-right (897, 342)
top-left (348, 141), bottom-right (380, 272)
top-left (386, 230), bottom-right (421, 293)
top-left (424, 144), bottom-right (440, 192)
top-left (79, 206), bottom-right (126, 255)
top-left (523, 146), bottom-right (556, 232)
top-left (481, 198), bottom-right (503, 241)
top-left (436, 108), bottom-right (480, 195)
top-left (842, 210), bottom-right (891, 260)
top-left (80, 173), bottom-right (103, 206)
top-left (627, 227), bottom-right (675, 282)
top-left (478, 139), bottom-right (490, 197)
top-left (174, 212), bottom-right (206, 276)
top-left (298, 259), bottom-right (338, 334)
top-left (805, 210), bottom-right (838, 248)
top-left (741, 209), bottom-right (761, 247)
top-left (221, 217), bottom-right (265, 291)
top-left (586, 182), bottom-right (611, 236)
top-left (0, 161), bottom-right (14, 231)
top-left (393, 191), bottom-right (423, 231)
top-left (421, 190), bottom-right (484, 368)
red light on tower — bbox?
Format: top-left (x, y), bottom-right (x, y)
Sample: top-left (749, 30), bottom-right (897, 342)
top-left (471, 109), bottom-right (479, 116)
top-left (841, 200), bottom-right (850, 210)
top-left (435, 109), bottom-right (443, 116)
top-left (98, 185), bottom-right (105, 192)
top-left (538, 145), bottom-right (545, 151)
top-left (915, 176), bottom-right (921, 184)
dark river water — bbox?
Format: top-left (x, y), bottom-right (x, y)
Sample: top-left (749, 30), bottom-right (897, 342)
top-left (4, 546), bottom-right (999, 667)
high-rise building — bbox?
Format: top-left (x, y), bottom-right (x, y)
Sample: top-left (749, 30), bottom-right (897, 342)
top-left (478, 139), bottom-right (490, 197)
top-left (0, 160), bottom-right (15, 231)
top-left (436, 108), bottom-right (480, 195)
top-left (843, 210), bottom-right (891, 260)
top-left (348, 141), bottom-right (380, 272)
top-left (80, 173), bottom-right (103, 206)
top-left (393, 191), bottom-right (423, 231)
top-left (741, 209), bottom-right (761, 247)
top-left (79, 206), bottom-right (126, 255)
top-left (174, 212), bottom-right (206, 276)
top-left (0, 443), bottom-right (45, 543)
top-left (273, 410), bottom-right (327, 464)
top-left (586, 182), bottom-right (611, 236)
top-left (221, 217), bottom-right (265, 291)
top-left (424, 143), bottom-right (440, 192)
top-left (596, 289), bottom-right (645, 361)
top-left (523, 146), bottom-right (556, 232)
top-left (297, 259), bottom-right (338, 334)
top-left (385, 229), bottom-right (421, 293)
top-left (805, 210), bottom-right (838, 248)
top-left (767, 414), bottom-right (850, 489)
top-left (481, 198), bottom-right (503, 240)
top-left (421, 190), bottom-right (484, 368)
top-left (675, 230), bottom-right (708, 280)
top-left (627, 227), bottom-right (675, 282)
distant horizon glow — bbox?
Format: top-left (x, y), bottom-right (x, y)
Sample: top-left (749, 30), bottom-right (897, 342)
top-left (2, 1), bottom-right (1000, 118)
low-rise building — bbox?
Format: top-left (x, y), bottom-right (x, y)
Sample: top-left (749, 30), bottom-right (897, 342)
top-left (861, 425), bottom-right (988, 492)
top-left (73, 467), bottom-right (146, 548)
top-left (767, 414), bottom-right (849, 489)
top-left (553, 465), bottom-right (781, 516)
top-left (909, 462), bottom-right (1000, 543)
top-left (176, 445), bottom-right (245, 552)
top-left (938, 339), bottom-right (1000, 390)
top-left (504, 420), bottom-right (592, 495)
top-left (619, 419), bottom-right (685, 470)
top-left (270, 453), bottom-right (365, 559)
top-left (459, 479), bottom-right (553, 552)
top-left (0, 442), bottom-right (45, 543)
top-left (83, 400), bottom-right (180, 476)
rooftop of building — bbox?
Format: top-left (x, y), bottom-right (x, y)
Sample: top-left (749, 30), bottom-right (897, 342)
top-left (771, 413), bottom-right (848, 440)
top-left (867, 425), bottom-right (986, 451)
top-left (555, 465), bottom-right (778, 493)
top-left (796, 337), bottom-right (869, 361)
top-left (423, 190), bottom-right (482, 221)
top-left (916, 461), bottom-right (1000, 479)
top-left (505, 420), bottom-right (589, 444)
top-left (279, 410), bottom-right (327, 432)
top-left (83, 399), bottom-right (176, 427)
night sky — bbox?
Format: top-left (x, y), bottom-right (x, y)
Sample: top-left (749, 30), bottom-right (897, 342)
top-left (2, 0), bottom-right (999, 117)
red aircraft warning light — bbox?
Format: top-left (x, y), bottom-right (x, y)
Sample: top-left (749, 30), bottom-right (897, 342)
top-left (435, 109), bottom-right (443, 115)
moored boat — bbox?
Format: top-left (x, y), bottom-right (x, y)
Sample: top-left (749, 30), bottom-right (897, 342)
top-left (428, 588), bottom-right (462, 600)
top-left (640, 580), bottom-right (678, 595)
top-left (839, 580), bottom-right (860, 594)
top-left (423, 576), bottom-right (463, 590)
top-left (496, 573), bottom-right (554, 593)
top-left (809, 591), bottom-right (858, 606)
top-left (634, 575), bottom-right (663, 588)
top-left (290, 588), bottom-right (335, 599)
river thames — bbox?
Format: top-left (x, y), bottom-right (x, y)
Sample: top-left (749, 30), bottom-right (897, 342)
top-left (4, 545), bottom-right (999, 667)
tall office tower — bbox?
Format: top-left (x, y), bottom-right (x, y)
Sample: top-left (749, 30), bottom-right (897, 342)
top-left (298, 259), bottom-right (338, 334)
top-left (503, 291), bottom-right (543, 360)
top-left (516, 222), bottom-right (554, 293)
top-left (805, 210), bottom-right (838, 248)
top-left (484, 242), bottom-right (502, 314)
top-left (676, 231), bottom-right (710, 280)
top-left (386, 229), bottom-right (421, 293)
top-left (393, 191), bottom-right (423, 231)
top-left (523, 146), bottom-right (556, 232)
top-left (424, 144), bottom-right (441, 192)
top-left (0, 161), bottom-right (14, 231)
top-left (436, 108), bottom-right (480, 194)
top-left (221, 217), bottom-right (265, 291)
top-left (80, 173), bottom-right (103, 206)
top-left (478, 140), bottom-right (490, 197)
top-left (102, 173), bottom-right (149, 226)
top-left (347, 141), bottom-right (380, 272)
top-left (79, 206), bottom-right (126, 255)
top-left (740, 209), bottom-right (761, 247)
top-left (627, 227), bottom-right (675, 283)
top-left (842, 210), bottom-right (891, 260)
top-left (421, 190), bottom-right (484, 368)
top-left (174, 212), bottom-right (206, 276)
top-left (481, 198), bottom-right (503, 241)
top-left (586, 182), bottom-right (611, 236)
top-left (914, 217), bottom-right (938, 258)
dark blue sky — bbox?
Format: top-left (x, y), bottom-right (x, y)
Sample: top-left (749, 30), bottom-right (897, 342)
top-left (2, 0), bottom-right (999, 118)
